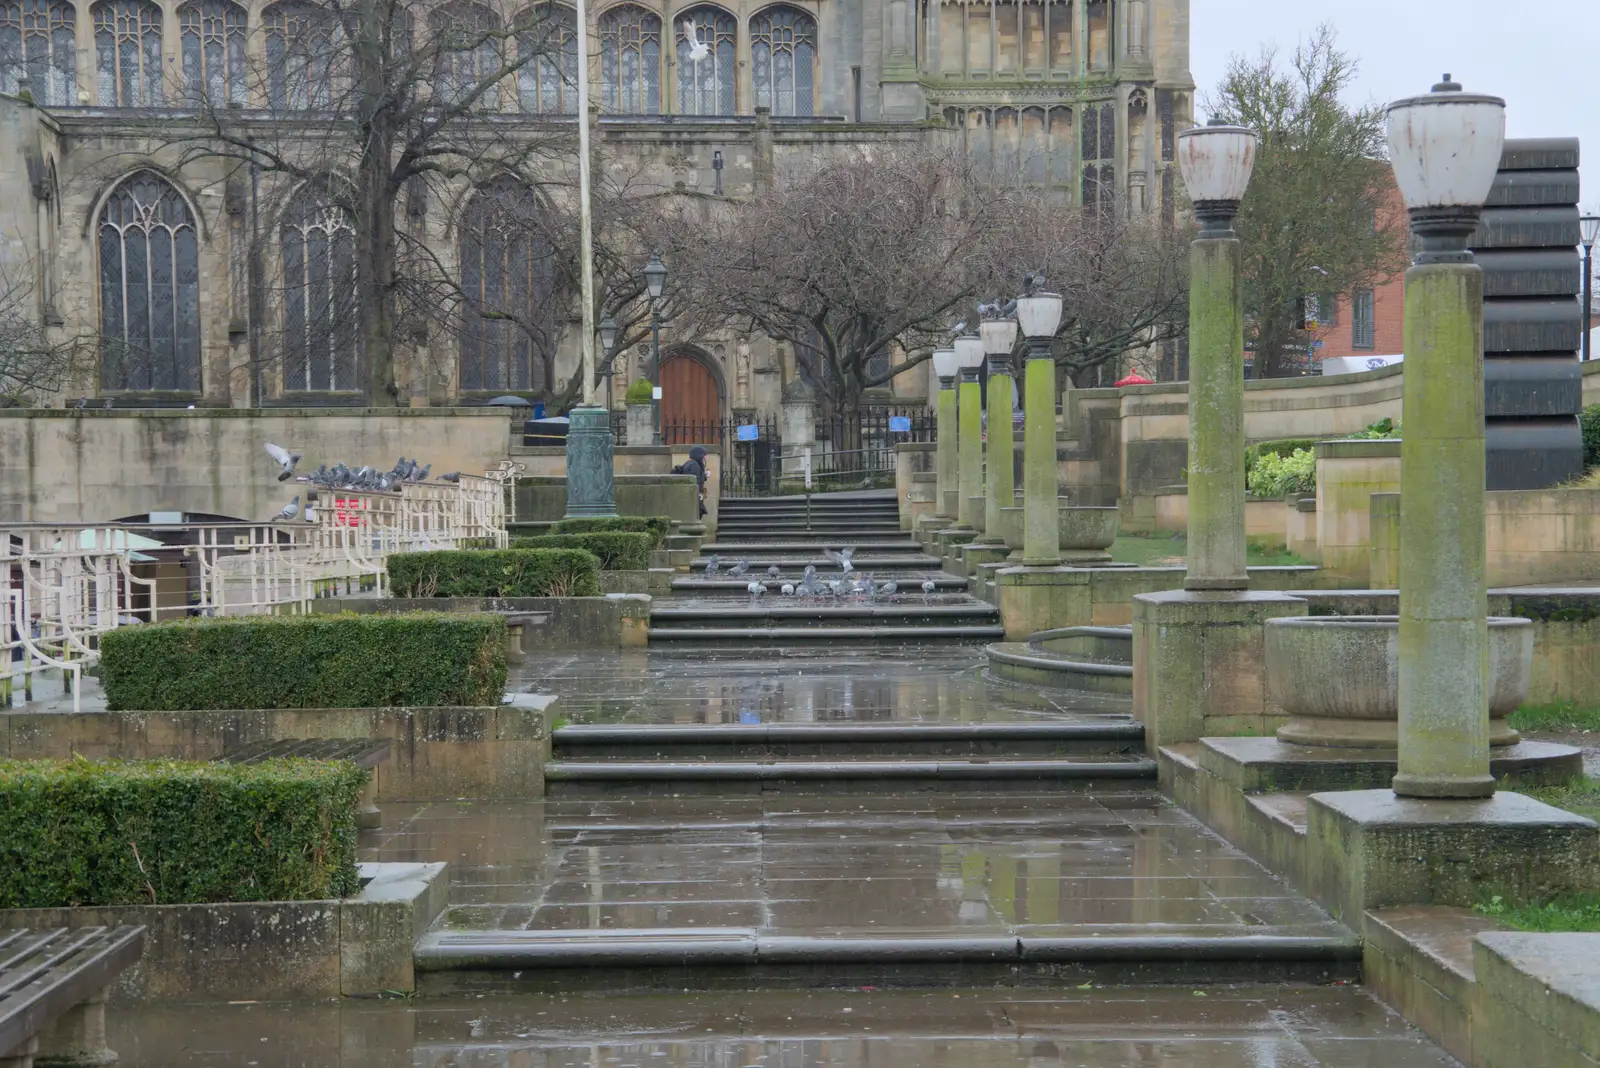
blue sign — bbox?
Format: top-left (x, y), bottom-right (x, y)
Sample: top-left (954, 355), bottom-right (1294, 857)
top-left (888, 416), bottom-right (912, 433)
top-left (738, 709), bottom-right (762, 724)
top-left (736, 424), bottom-right (760, 441)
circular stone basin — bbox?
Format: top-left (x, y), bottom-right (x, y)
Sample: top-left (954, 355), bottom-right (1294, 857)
top-left (1058, 506), bottom-right (1120, 551)
top-left (996, 506), bottom-right (1024, 551)
top-left (1265, 615), bottom-right (1532, 749)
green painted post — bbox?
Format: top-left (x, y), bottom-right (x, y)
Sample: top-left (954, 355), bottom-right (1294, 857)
top-left (957, 369), bottom-right (983, 529)
top-left (935, 375), bottom-right (958, 517)
top-left (1021, 345), bottom-right (1060, 566)
top-left (981, 356), bottom-right (1015, 543)
top-left (1393, 261), bottom-right (1493, 799)
top-left (1184, 230), bottom-right (1247, 590)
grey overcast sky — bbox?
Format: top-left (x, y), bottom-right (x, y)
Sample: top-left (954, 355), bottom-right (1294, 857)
top-left (1190, 0), bottom-right (1600, 210)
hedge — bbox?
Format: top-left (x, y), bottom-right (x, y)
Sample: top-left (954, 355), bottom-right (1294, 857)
top-left (100, 612), bottom-right (507, 711)
top-left (624, 378), bottom-right (654, 404)
top-left (512, 531), bottom-right (653, 570)
top-left (1582, 404), bottom-right (1600, 470)
top-left (1247, 447), bottom-right (1316, 498)
top-left (388, 548), bottom-right (602, 599)
top-left (0, 758), bottom-right (364, 907)
top-left (550, 514), bottom-right (672, 548)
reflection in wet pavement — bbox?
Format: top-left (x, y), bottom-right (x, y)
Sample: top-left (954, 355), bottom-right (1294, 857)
top-left (107, 986), bottom-right (1462, 1066)
top-left (514, 648), bottom-right (1129, 726)
top-left (362, 793), bottom-right (1346, 940)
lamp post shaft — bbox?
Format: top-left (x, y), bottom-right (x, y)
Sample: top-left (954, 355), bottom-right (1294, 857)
top-left (935, 377), bottom-right (957, 517)
top-left (982, 356), bottom-right (1015, 542)
top-left (1021, 342), bottom-right (1059, 566)
top-left (1584, 244), bottom-right (1593, 362)
top-left (957, 370), bottom-right (983, 529)
top-left (651, 306), bottom-right (662, 444)
top-left (1184, 230), bottom-right (1248, 590)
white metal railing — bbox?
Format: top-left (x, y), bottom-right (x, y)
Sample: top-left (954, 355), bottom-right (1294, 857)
top-left (1, 474), bottom-right (507, 712)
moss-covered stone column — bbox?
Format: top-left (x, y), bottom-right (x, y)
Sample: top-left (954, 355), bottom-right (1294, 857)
top-left (1021, 344), bottom-right (1060, 566)
top-left (1184, 230), bottom-right (1247, 590)
top-left (935, 374), bottom-right (958, 518)
top-left (981, 355), bottom-right (1015, 544)
top-left (1393, 259), bottom-right (1493, 799)
top-left (957, 367), bottom-right (983, 529)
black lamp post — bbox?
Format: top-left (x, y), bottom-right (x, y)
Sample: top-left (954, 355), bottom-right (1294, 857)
top-left (599, 312), bottom-right (618, 409)
top-left (1581, 216), bottom-right (1599, 361)
top-left (642, 251), bottom-right (667, 443)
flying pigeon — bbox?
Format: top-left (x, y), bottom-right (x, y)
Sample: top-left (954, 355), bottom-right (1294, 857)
top-left (439, 472), bottom-right (461, 483)
top-left (264, 442), bottom-right (302, 481)
top-left (683, 20), bottom-right (709, 60)
top-left (729, 558), bottom-right (750, 577)
top-left (272, 495), bottom-right (300, 521)
top-left (825, 547), bottom-right (856, 574)
top-left (767, 564), bottom-right (781, 579)
top-left (803, 564), bottom-right (817, 580)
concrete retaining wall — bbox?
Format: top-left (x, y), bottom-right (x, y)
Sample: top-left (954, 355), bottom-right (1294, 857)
top-left (1314, 439), bottom-right (1402, 582)
top-left (313, 595), bottom-right (650, 648)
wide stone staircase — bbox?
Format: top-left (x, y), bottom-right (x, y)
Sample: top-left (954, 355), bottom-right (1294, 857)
top-left (654, 490), bottom-right (1003, 644)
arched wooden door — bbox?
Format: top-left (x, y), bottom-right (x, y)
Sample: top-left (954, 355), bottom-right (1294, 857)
top-left (660, 354), bottom-right (720, 444)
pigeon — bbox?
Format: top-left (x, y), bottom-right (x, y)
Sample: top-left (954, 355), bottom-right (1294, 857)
top-left (303, 463), bottom-right (330, 485)
top-left (780, 583), bottom-right (795, 596)
top-left (729, 558), bottom-right (750, 577)
top-left (75, 395), bottom-right (88, 409)
top-left (683, 19), bottom-right (709, 60)
top-left (439, 472), bottom-right (461, 483)
top-left (767, 564), bottom-right (781, 579)
top-left (803, 564), bottom-right (817, 580)
top-left (747, 581), bottom-right (761, 595)
top-left (947, 319), bottom-right (967, 338)
top-left (329, 463), bottom-right (351, 486)
top-left (407, 463), bottom-right (431, 482)
top-left (921, 579), bottom-right (937, 594)
top-left (272, 495), bottom-right (300, 521)
top-left (264, 442), bottom-right (302, 481)
top-left (704, 554), bottom-right (721, 578)
top-left (878, 580), bottom-right (898, 598)
top-left (825, 547), bottom-right (855, 574)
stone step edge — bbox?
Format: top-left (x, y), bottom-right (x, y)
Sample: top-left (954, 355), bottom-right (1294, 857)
top-left (415, 930), bottom-right (1361, 969)
top-left (985, 644), bottom-right (1135, 678)
top-left (672, 579), bottom-right (969, 591)
top-left (544, 759), bottom-right (1158, 780)
top-left (553, 722), bottom-right (1144, 744)
top-left (648, 626), bottom-right (1005, 640)
top-left (652, 606), bottom-right (999, 620)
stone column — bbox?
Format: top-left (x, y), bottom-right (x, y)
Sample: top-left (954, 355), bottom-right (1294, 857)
top-left (957, 366), bottom-right (983, 529)
top-left (1184, 219), bottom-right (1248, 590)
top-left (981, 352), bottom-right (1015, 544)
top-left (564, 405), bottom-right (617, 517)
top-left (1393, 255), bottom-right (1493, 799)
top-left (625, 402), bottom-right (653, 444)
top-left (780, 376), bottom-right (817, 478)
top-left (1021, 343), bottom-right (1060, 566)
top-left (935, 374), bottom-right (957, 517)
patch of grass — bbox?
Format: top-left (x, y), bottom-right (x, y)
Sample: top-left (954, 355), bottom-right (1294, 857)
top-left (1508, 702), bottom-right (1600, 733)
top-left (1511, 776), bottom-right (1600, 824)
top-left (1477, 893), bottom-right (1600, 933)
top-left (1110, 533), bottom-right (1311, 569)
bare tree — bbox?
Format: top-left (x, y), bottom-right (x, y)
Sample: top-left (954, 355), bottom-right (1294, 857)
top-left (0, 260), bottom-right (90, 404)
top-left (1207, 24), bottom-right (1408, 378)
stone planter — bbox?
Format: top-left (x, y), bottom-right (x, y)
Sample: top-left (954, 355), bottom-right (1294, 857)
top-left (996, 505), bottom-right (1024, 552)
top-left (1059, 505), bottom-right (1120, 563)
top-left (1265, 615), bottom-right (1533, 748)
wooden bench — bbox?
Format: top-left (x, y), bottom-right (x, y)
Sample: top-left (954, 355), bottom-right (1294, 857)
top-left (502, 612), bottom-right (550, 664)
top-left (0, 926), bottom-right (145, 1068)
top-left (220, 738), bottom-right (391, 829)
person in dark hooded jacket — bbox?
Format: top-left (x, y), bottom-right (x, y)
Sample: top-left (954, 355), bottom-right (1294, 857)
top-left (678, 444), bottom-right (709, 516)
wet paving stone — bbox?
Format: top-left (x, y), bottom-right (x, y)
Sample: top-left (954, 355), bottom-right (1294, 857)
top-left (105, 986), bottom-right (1463, 1066)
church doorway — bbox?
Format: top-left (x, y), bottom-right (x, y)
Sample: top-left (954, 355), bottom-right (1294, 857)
top-left (660, 352), bottom-right (721, 443)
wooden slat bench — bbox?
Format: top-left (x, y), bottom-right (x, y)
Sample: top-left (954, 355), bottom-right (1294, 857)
top-left (220, 738), bottom-right (392, 829)
top-left (0, 926), bottom-right (145, 1068)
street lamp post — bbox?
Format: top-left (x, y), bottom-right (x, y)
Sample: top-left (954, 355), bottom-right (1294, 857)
top-left (1581, 216), bottom-right (1599, 361)
top-left (1386, 75), bottom-right (1506, 799)
top-left (643, 251), bottom-right (667, 444)
top-left (931, 347), bottom-right (959, 518)
top-left (1176, 118), bottom-right (1259, 590)
top-left (953, 334), bottom-right (985, 530)
top-left (1017, 282), bottom-right (1064, 566)
top-left (599, 313), bottom-right (618, 411)
top-left (979, 312), bottom-right (1021, 546)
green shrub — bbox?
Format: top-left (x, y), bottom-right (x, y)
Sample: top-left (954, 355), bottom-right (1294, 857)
top-left (100, 613), bottom-right (506, 711)
top-left (1582, 404), bottom-right (1600, 470)
top-left (550, 514), bottom-right (672, 548)
top-left (1245, 438), bottom-right (1316, 467)
top-left (624, 378), bottom-right (654, 404)
top-left (1349, 417), bottom-right (1402, 440)
top-left (1247, 447), bottom-right (1316, 499)
top-left (512, 531), bottom-right (653, 570)
top-left (388, 548), bottom-right (602, 599)
top-left (0, 758), bottom-right (364, 907)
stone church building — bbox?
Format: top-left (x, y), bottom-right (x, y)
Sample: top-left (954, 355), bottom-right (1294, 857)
top-left (0, 0), bottom-right (1193, 424)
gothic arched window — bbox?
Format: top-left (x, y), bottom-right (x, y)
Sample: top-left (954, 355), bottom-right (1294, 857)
top-left (751, 5), bottom-right (815, 117)
top-left (1080, 99), bottom-right (1115, 212)
top-left (280, 180), bottom-right (360, 392)
top-left (0, 0), bottom-right (76, 106)
top-left (265, 1), bottom-right (343, 109)
top-left (674, 6), bottom-right (734, 116)
top-left (434, 1), bottom-right (502, 109)
top-left (515, 4), bottom-right (576, 114)
top-left (179, 0), bottom-right (246, 105)
top-left (98, 172), bottom-right (202, 392)
top-left (458, 177), bottom-right (555, 392)
top-left (598, 4), bottom-right (660, 114)
top-left (94, 0), bottom-right (163, 106)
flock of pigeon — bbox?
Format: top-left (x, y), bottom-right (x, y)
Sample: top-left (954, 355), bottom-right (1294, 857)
top-left (704, 546), bottom-right (938, 603)
top-left (264, 442), bottom-right (464, 521)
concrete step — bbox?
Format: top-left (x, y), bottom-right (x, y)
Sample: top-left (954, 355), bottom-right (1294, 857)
top-left (713, 525), bottom-right (906, 537)
top-left (542, 756), bottom-right (1159, 796)
top-left (552, 721), bottom-right (1146, 760)
top-left (692, 555), bottom-right (944, 572)
top-left (647, 624), bottom-right (1007, 644)
top-left (672, 576), bottom-right (969, 594)
top-left (700, 539), bottom-right (921, 553)
top-left (652, 603), bottom-right (999, 626)
top-left (985, 643), bottom-right (1135, 696)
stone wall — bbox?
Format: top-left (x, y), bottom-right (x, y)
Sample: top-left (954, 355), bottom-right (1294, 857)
top-left (1314, 439), bottom-right (1402, 582)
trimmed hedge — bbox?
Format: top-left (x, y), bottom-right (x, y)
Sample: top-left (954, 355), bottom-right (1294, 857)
top-left (1582, 403), bottom-right (1600, 470)
top-left (550, 514), bottom-right (672, 548)
top-left (0, 758), bottom-right (365, 907)
top-left (388, 548), bottom-right (602, 599)
top-left (624, 378), bottom-right (654, 404)
top-left (100, 612), bottom-right (507, 711)
top-left (512, 531), bottom-right (653, 571)
top-left (1247, 447), bottom-right (1316, 498)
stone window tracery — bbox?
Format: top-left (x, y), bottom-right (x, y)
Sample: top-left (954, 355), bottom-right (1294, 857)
top-left (598, 4), bottom-right (660, 114)
top-left (1080, 99), bottom-right (1114, 211)
top-left (434, 1), bottom-right (503, 110)
top-left (515, 3), bottom-right (577, 114)
top-left (94, 0), bottom-right (163, 106)
top-left (675, 5), bottom-right (734, 116)
top-left (280, 180), bottom-right (360, 391)
top-left (98, 172), bottom-right (202, 392)
top-left (938, 0), bottom-right (1071, 79)
top-left (458, 176), bottom-right (554, 392)
top-left (751, 5), bottom-right (815, 117)
top-left (265, 1), bottom-right (344, 110)
top-left (0, 0), bottom-right (75, 105)
top-left (179, 0), bottom-right (247, 106)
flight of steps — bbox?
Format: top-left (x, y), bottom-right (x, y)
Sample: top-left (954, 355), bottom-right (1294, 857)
top-left (654, 490), bottom-right (1002, 645)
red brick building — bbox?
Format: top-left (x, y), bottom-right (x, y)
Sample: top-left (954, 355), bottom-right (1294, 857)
top-left (1306, 177), bottom-right (1408, 364)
